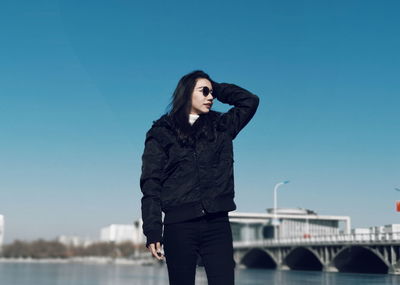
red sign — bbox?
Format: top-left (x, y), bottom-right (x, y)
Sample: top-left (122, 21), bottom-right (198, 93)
top-left (397, 201), bottom-right (400, 212)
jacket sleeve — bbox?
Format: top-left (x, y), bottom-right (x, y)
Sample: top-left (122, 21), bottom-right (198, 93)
top-left (212, 82), bottom-right (260, 140)
top-left (140, 128), bottom-right (167, 248)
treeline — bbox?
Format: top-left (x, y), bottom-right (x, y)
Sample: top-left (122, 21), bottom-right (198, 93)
top-left (1, 239), bottom-right (147, 259)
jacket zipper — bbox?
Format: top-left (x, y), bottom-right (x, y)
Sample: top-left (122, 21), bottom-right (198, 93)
top-left (193, 149), bottom-right (201, 187)
top-left (193, 147), bottom-right (205, 214)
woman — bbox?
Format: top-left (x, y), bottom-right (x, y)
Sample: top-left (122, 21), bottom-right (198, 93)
top-left (140, 70), bottom-right (259, 284)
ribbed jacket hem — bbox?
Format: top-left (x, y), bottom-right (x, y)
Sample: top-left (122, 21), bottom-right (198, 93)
top-left (162, 195), bottom-right (236, 225)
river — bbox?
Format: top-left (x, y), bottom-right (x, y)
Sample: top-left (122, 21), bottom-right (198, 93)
top-left (0, 262), bottom-right (399, 284)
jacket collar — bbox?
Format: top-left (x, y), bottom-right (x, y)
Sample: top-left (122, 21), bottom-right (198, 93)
top-left (151, 110), bottom-right (220, 130)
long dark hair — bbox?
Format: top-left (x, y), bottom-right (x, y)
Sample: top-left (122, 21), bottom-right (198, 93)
top-left (165, 70), bottom-right (218, 147)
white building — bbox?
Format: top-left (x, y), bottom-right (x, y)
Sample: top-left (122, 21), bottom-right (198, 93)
top-left (100, 224), bottom-right (136, 243)
top-left (351, 224), bottom-right (400, 236)
top-left (0, 215), bottom-right (4, 249)
top-left (99, 219), bottom-right (147, 245)
top-left (370, 225), bottom-right (385, 234)
top-left (384, 224), bottom-right (400, 234)
top-left (133, 219), bottom-right (146, 245)
top-left (352, 228), bottom-right (371, 234)
top-left (349, 224), bottom-right (400, 241)
top-left (57, 235), bottom-right (93, 247)
top-left (228, 208), bottom-right (351, 241)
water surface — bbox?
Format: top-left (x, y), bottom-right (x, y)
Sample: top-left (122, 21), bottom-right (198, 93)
top-left (0, 262), bottom-right (399, 285)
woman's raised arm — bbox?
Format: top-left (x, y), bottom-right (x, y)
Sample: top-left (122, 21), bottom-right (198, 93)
top-left (212, 81), bottom-right (260, 140)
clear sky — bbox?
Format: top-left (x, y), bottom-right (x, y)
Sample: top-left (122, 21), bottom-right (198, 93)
top-left (1, 0), bottom-right (399, 243)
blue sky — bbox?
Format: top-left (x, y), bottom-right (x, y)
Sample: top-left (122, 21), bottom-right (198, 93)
top-left (1, 0), bottom-right (399, 243)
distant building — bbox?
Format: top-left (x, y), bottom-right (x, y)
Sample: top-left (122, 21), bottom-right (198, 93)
top-left (133, 219), bottom-right (146, 245)
top-left (228, 208), bottom-right (351, 241)
top-left (370, 225), bottom-right (385, 234)
top-left (351, 224), bottom-right (400, 235)
top-left (348, 224), bottom-right (400, 241)
top-left (57, 235), bottom-right (94, 247)
top-left (100, 224), bottom-right (136, 243)
top-left (384, 224), bottom-right (400, 234)
top-left (351, 228), bottom-right (371, 234)
top-left (0, 215), bottom-right (4, 250)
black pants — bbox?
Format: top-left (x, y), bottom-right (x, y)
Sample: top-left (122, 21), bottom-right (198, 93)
top-left (162, 211), bottom-right (235, 285)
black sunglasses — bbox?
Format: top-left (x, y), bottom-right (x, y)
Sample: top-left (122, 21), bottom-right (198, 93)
top-left (202, 86), bottom-right (213, 96)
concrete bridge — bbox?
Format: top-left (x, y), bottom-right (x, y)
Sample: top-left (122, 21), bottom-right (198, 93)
top-left (233, 232), bottom-right (400, 275)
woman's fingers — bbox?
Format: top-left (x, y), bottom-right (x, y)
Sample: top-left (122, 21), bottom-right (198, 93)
top-left (156, 242), bottom-right (165, 260)
top-left (149, 242), bottom-right (164, 260)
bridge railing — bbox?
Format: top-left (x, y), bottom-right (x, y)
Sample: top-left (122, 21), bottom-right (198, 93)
top-left (233, 232), bottom-right (400, 247)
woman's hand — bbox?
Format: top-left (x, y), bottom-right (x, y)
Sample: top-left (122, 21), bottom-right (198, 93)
top-left (148, 241), bottom-right (164, 261)
top-left (210, 80), bottom-right (222, 100)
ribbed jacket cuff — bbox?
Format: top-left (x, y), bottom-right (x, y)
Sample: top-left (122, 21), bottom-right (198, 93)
top-left (145, 230), bottom-right (163, 248)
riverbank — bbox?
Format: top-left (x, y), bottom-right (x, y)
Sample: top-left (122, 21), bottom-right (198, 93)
top-left (0, 256), bottom-right (159, 265)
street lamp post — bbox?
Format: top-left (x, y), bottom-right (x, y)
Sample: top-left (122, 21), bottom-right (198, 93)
top-left (272, 180), bottom-right (290, 239)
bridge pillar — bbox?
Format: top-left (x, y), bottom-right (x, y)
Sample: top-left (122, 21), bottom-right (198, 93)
top-left (277, 264), bottom-right (290, 270)
top-left (388, 265), bottom-right (400, 275)
top-left (323, 265), bottom-right (338, 273)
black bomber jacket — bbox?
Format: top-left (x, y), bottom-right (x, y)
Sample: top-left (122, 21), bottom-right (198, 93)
top-left (140, 82), bottom-right (260, 248)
